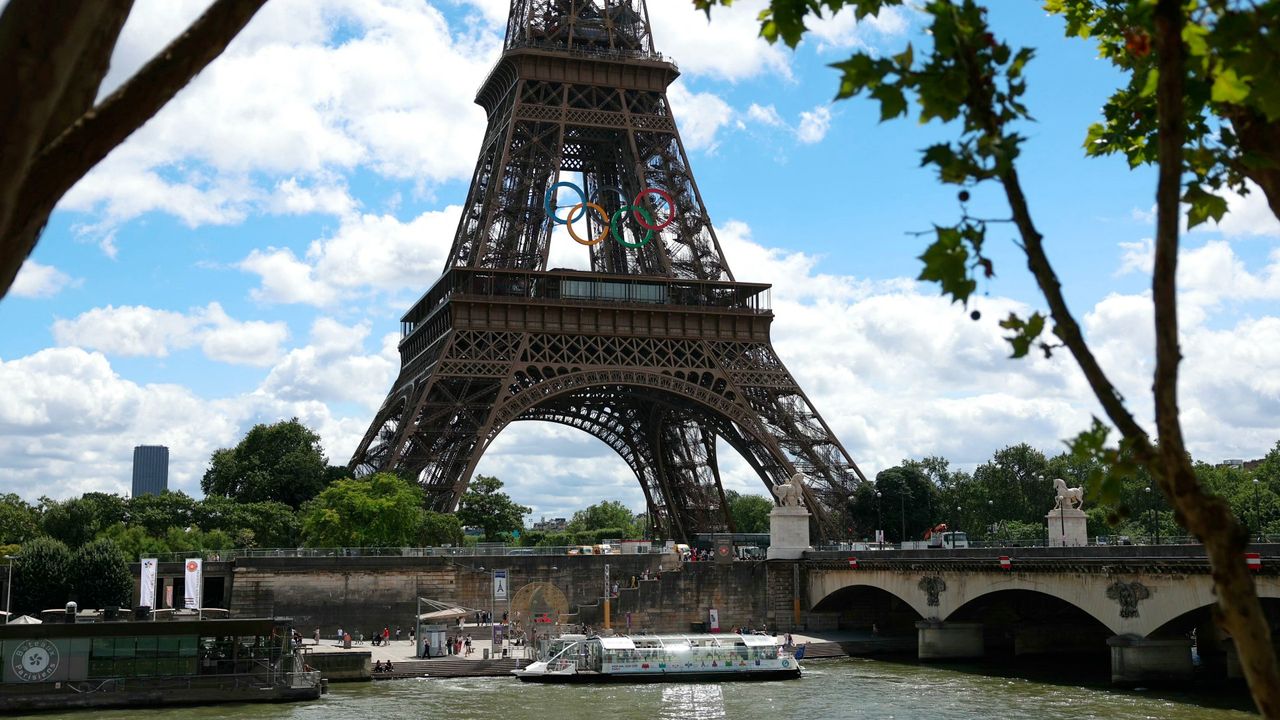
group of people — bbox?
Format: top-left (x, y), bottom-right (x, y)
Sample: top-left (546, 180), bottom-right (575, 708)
top-left (683, 548), bottom-right (713, 562)
top-left (309, 626), bottom-right (413, 647)
top-left (372, 660), bottom-right (396, 673)
top-left (371, 626), bottom-right (410, 646)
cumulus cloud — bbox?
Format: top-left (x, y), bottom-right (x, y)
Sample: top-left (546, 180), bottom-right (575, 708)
top-left (796, 105), bottom-right (833, 144)
top-left (239, 206), bottom-right (461, 306)
top-left (52, 303), bottom-right (289, 366)
top-left (11, 261), bottom-right (77, 299)
top-left (666, 83), bottom-right (735, 153)
top-left (61, 0), bottom-right (501, 240)
top-left (646, 0), bottom-right (791, 82)
top-left (259, 318), bottom-right (398, 409)
top-left (806, 4), bottom-right (911, 52)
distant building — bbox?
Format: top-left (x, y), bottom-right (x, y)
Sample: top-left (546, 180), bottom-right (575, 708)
top-left (532, 517), bottom-right (568, 533)
top-left (132, 445), bottom-right (169, 497)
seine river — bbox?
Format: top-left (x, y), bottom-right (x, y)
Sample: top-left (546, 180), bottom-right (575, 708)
top-left (15, 659), bottom-right (1258, 719)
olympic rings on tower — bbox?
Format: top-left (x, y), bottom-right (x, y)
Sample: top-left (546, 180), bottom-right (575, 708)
top-left (544, 181), bottom-right (675, 248)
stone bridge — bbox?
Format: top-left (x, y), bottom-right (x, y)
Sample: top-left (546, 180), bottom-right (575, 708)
top-left (798, 545), bottom-right (1280, 684)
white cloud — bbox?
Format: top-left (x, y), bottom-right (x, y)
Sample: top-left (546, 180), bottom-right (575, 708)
top-left (806, 4), bottom-right (911, 52)
top-left (1214, 181), bottom-right (1280, 238)
top-left (62, 0), bottom-right (501, 238)
top-left (796, 105), bottom-right (833, 144)
top-left (646, 0), bottom-right (791, 82)
top-left (239, 207), bottom-right (461, 306)
top-left (11, 261), bottom-right (76, 299)
top-left (666, 83), bottom-right (735, 152)
top-left (747, 103), bottom-right (785, 127)
top-left (259, 318), bottom-right (398, 408)
top-left (52, 303), bottom-right (289, 366)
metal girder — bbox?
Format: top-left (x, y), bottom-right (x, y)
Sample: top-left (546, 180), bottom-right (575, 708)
top-left (349, 0), bottom-right (868, 541)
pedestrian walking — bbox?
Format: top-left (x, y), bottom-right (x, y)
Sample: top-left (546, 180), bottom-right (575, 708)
top-left (313, 628), bottom-right (320, 645)
top-left (395, 626), bottom-right (401, 642)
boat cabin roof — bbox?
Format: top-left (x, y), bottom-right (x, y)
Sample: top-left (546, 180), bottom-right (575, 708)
top-left (594, 633), bottom-right (776, 650)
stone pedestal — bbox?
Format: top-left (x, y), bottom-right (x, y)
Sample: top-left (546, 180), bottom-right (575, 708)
top-left (767, 505), bottom-right (812, 560)
top-left (1107, 634), bottom-right (1193, 686)
top-left (917, 621), bottom-right (984, 660)
top-left (1046, 507), bottom-right (1087, 547)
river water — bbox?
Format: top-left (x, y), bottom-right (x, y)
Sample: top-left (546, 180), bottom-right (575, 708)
top-left (16, 659), bottom-right (1258, 719)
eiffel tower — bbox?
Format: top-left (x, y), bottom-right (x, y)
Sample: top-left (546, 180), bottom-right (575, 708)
top-left (349, 0), bottom-right (868, 540)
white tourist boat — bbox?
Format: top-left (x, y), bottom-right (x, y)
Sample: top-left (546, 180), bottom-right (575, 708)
top-left (513, 633), bottom-right (801, 683)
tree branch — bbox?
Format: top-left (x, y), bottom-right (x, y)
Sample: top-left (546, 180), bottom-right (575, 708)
top-left (0, 0), bottom-right (269, 300)
top-left (0, 2), bottom-right (124, 290)
top-left (1152, 1), bottom-right (1280, 714)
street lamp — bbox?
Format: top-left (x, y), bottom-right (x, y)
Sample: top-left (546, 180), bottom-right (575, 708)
top-left (899, 480), bottom-right (906, 547)
top-left (987, 500), bottom-right (994, 547)
top-left (875, 491), bottom-right (883, 548)
top-left (1144, 486), bottom-right (1154, 544)
top-left (1254, 478), bottom-right (1261, 542)
top-left (952, 505), bottom-right (960, 549)
top-left (4, 555), bottom-right (15, 623)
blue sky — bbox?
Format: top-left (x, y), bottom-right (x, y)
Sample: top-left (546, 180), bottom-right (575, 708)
top-left (3, 0), bottom-right (1278, 522)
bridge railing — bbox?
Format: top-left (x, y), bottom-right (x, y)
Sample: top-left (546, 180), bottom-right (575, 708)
top-left (812, 534), bottom-right (1232, 552)
top-left (148, 544), bottom-right (669, 563)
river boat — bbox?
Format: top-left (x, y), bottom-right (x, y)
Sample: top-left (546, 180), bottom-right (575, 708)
top-left (0, 615), bottom-right (322, 713)
top-left (513, 633), bottom-right (801, 683)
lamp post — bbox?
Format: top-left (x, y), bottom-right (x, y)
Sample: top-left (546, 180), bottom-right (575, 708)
top-left (1254, 478), bottom-right (1261, 542)
top-left (952, 505), bottom-right (960, 549)
top-left (4, 555), bottom-right (14, 624)
top-left (875, 491), bottom-right (883, 548)
top-left (987, 500), bottom-right (994, 547)
top-left (1144, 486), bottom-right (1155, 544)
top-left (899, 480), bottom-right (906, 547)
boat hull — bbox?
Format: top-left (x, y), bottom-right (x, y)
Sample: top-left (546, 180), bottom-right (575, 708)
top-left (515, 667), bottom-right (802, 683)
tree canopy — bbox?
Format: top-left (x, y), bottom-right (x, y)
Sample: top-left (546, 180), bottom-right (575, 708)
top-left (456, 476), bottom-right (530, 542)
top-left (566, 500), bottom-right (638, 537)
top-left (693, 0), bottom-right (1280, 707)
top-left (301, 473), bottom-right (425, 548)
top-left (69, 538), bottom-right (132, 610)
top-left (11, 536), bottom-right (72, 615)
top-left (201, 418), bottom-right (331, 508)
top-left (725, 491), bottom-right (773, 534)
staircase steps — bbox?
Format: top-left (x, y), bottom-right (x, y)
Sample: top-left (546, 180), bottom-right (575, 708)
top-left (373, 657), bottom-right (529, 680)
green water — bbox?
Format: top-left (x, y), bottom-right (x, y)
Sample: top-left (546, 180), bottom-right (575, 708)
top-left (14, 659), bottom-right (1257, 719)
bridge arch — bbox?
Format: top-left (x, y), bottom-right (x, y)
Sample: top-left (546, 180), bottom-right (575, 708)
top-left (941, 581), bottom-right (1124, 636)
top-left (810, 582), bottom-right (926, 634)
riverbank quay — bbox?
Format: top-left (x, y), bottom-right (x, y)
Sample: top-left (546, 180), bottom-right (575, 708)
top-left (0, 616), bottom-right (321, 713)
top-left (304, 637), bottom-right (530, 679)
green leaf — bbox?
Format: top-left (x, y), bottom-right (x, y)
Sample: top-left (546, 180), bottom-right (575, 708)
top-left (1139, 68), bottom-right (1158, 98)
top-left (871, 84), bottom-right (908, 121)
top-left (1211, 67), bottom-right (1250, 105)
top-left (998, 311), bottom-right (1046, 359)
top-left (917, 226), bottom-right (976, 304)
top-left (1183, 184), bottom-right (1228, 228)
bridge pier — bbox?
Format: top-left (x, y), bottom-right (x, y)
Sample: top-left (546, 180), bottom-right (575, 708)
top-left (916, 621), bottom-right (984, 660)
top-left (1107, 634), bottom-right (1193, 686)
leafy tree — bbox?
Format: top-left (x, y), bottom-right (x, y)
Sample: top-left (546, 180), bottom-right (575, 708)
top-left (128, 491), bottom-right (197, 535)
top-left (871, 466), bottom-right (937, 543)
top-left (567, 500), bottom-right (638, 537)
top-left (456, 476), bottom-right (530, 542)
top-left (192, 496), bottom-right (300, 548)
top-left (418, 510), bottom-right (465, 547)
top-left (11, 536), bottom-right (72, 615)
top-left (0, 1), bottom-right (268, 300)
top-left (301, 473), bottom-right (424, 548)
top-left (70, 538), bottom-right (132, 609)
top-left (695, 0), bottom-right (1280, 707)
top-left (99, 523), bottom-right (174, 562)
top-left (40, 492), bottom-right (128, 548)
top-left (725, 491), bottom-right (773, 533)
top-left (0, 493), bottom-right (39, 545)
top-left (202, 419), bottom-right (330, 508)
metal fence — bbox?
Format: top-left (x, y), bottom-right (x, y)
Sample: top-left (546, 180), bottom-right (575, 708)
top-left (151, 544), bottom-right (667, 563)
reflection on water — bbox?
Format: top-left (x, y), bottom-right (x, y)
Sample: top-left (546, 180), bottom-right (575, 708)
top-left (660, 683), bottom-right (726, 720)
top-left (9, 658), bottom-right (1258, 720)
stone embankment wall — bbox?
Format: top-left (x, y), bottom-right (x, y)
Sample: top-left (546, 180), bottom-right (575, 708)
top-left (229, 555), bottom-right (781, 635)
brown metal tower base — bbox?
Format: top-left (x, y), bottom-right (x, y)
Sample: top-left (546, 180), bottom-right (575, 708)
top-left (349, 0), bottom-right (867, 540)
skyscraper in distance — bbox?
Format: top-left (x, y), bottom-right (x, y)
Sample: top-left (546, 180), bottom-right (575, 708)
top-left (132, 445), bottom-right (169, 497)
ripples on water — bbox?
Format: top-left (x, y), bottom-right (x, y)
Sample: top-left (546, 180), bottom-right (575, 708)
top-left (15, 659), bottom-right (1258, 720)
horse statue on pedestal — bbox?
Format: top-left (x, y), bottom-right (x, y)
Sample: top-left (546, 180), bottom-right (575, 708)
top-left (1052, 477), bottom-right (1084, 510)
top-left (773, 473), bottom-right (807, 507)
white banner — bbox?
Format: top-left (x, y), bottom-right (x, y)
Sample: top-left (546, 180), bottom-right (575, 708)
top-left (708, 608), bottom-right (720, 632)
top-left (183, 558), bottom-right (202, 609)
top-left (493, 569), bottom-right (508, 600)
top-left (139, 558), bottom-right (157, 609)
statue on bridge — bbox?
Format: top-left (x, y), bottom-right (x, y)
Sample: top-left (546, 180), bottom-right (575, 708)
top-left (773, 473), bottom-right (807, 507)
top-left (1052, 477), bottom-right (1084, 510)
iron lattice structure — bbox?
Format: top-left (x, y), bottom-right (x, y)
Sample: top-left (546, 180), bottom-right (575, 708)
top-left (350, 0), bottom-right (868, 540)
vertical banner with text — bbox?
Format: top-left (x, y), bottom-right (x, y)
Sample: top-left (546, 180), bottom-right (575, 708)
top-left (708, 608), bottom-right (720, 632)
top-left (493, 569), bottom-right (508, 600)
top-left (139, 558), bottom-right (157, 609)
top-left (183, 558), bottom-right (203, 609)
